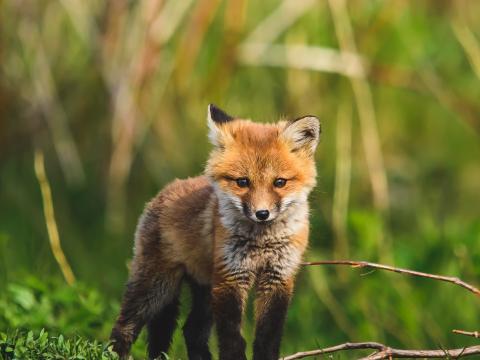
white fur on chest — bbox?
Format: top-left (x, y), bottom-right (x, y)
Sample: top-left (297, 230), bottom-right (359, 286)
top-left (219, 202), bottom-right (308, 279)
top-left (222, 238), bottom-right (302, 279)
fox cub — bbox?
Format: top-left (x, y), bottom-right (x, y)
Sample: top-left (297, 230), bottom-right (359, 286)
top-left (111, 105), bottom-right (320, 360)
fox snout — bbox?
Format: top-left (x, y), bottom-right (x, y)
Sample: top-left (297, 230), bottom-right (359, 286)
top-left (255, 209), bottom-right (270, 221)
top-left (242, 201), bottom-right (279, 223)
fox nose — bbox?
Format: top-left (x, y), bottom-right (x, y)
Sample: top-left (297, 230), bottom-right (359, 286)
top-left (255, 210), bottom-right (270, 221)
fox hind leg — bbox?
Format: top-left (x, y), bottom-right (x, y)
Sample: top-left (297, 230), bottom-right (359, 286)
top-left (183, 278), bottom-right (213, 360)
top-left (147, 296), bottom-right (181, 359)
top-left (111, 270), bottom-right (183, 359)
top-left (110, 278), bottom-right (150, 359)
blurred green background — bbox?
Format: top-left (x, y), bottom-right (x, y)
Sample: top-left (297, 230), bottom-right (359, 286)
top-left (1, 0), bottom-right (480, 358)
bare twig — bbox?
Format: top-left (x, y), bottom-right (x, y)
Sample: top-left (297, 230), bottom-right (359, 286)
top-left (280, 342), bottom-right (386, 360)
top-left (302, 260), bottom-right (480, 297)
top-left (360, 345), bottom-right (480, 359)
top-left (281, 343), bottom-right (480, 360)
top-left (34, 150), bottom-right (76, 286)
top-left (283, 260), bottom-right (480, 359)
top-left (453, 329), bottom-right (480, 338)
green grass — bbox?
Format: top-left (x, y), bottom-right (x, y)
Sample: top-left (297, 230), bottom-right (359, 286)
top-left (0, 330), bottom-right (118, 360)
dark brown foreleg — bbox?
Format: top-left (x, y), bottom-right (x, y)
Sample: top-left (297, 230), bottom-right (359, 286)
top-left (253, 270), bottom-right (294, 360)
top-left (212, 270), bottom-right (253, 360)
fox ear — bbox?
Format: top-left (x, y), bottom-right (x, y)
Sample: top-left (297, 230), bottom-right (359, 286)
top-left (208, 104), bottom-right (234, 124)
top-left (282, 116), bottom-right (321, 155)
top-left (207, 104), bottom-right (234, 146)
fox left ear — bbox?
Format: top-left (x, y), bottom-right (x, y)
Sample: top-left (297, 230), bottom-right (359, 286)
top-left (207, 104), bottom-right (235, 147)
top-left (282, 116), bottom-right (321, 155)
top-left (208, 104), bottom-right (234, 124)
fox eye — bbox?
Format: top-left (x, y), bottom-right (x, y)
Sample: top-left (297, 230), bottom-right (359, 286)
top-left (236, 178), bottom-right (250, 188)
top-left (273, 178), bottom-right (287, 188)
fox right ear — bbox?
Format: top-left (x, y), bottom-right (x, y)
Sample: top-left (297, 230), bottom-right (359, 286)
top-left (207, 104), bottom-right (234, 146)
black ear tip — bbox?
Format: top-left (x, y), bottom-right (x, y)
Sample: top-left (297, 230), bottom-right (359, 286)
top-left (208, 103), bottom-right (234, 124)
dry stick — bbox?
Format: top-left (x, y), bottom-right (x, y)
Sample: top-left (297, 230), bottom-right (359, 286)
top-left (281, 342), bottom-right (387, 360)
top-left (453, 329), bottom-right (480, 338)
top-left (359, 345), bottom-right (480, 360)
top-left (301, 260), bottom-right (480, 297)
top-left (34, 150), bottom-right (76, 286)
top-left (279, 260), bottom-right (480, 359)
top-left (282, 343), bottom-right (480, 360)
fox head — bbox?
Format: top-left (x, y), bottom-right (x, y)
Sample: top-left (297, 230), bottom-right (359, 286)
top-left (205, 104), bottom-right (320, 224)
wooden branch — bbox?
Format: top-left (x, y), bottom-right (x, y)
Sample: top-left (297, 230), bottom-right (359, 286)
top-left (453, 329), bottom-right (480, 338)
top-left (359, 345), bottom-right (480, 359)
top-left (280, 260), bottom-right (480, 359)
top-left (34, 149), bottom-right (76, 286)
top-left (281, 343), bottom-right (480, 360)
top-left (302, 260), bottom-right (480, 297)
top-left (280, 342), bottom-right (386, 360)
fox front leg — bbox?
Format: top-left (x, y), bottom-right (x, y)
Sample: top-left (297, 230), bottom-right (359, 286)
top-left (212, 271), bottom-right (253, 360)
top-left (253, 270), bottom-right (294, 360)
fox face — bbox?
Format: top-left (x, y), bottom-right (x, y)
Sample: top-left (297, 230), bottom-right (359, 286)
top-left (205, 105), bottom-right (320, 224)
